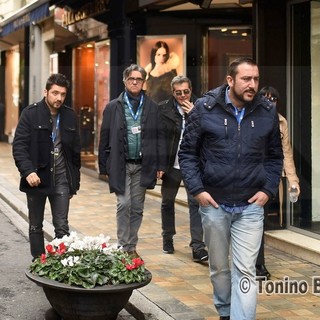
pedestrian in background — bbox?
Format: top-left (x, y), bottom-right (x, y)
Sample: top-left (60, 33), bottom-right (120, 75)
top-left (159, 75), bottom-right (208, 262)
top-left (98, 64), bottom-right (167, 259)
top-left (256, 86), bottom-right (300, 279)
top-left (179, 57), bottom-right (283, 320)
top-left (12, 73), bottom-right (81, 260)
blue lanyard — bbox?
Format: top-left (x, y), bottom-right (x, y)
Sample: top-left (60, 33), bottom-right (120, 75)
top-left (51, 113), bottom-right (60, 143)
top-left (124, 93), bottom-right (144, 121)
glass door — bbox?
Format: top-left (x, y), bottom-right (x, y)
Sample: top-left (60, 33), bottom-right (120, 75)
top-left (288, 0), bottom-right (320, 238)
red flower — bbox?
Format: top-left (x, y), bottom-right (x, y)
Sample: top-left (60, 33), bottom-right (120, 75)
top-left (40, 254), bottom-right (47, 264)
top-left (46, 244), bottom-right (55, 254)
top-left (126, 264), bottom-right (135, 271)
top-left (101, 242), bottom-right (107, 249)
top-left (56, 242), bottom-right (66, 255)
top-left (125, 258), bottom-right (144, 270)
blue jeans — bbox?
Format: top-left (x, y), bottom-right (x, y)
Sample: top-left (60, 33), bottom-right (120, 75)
top-left (116, 163), bottom-right (146, 252)
top-left (199, 203), bottom-right (264, 320)
top-left (161, 167), bottom-right (205, 251)
top-left (27, 172), bottom-right (70, 259)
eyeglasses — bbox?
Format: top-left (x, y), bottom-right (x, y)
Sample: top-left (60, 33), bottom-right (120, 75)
top-left (174, 89), bottom-right (191, 96)
top-left (126, 77), bottom-right (144, 84)
top-left (266, 96), bottom-right (278, 102)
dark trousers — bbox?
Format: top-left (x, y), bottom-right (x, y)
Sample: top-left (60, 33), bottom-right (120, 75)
top-left (27, 172), bottom-right (70, 259)
top-left (161, 167), bottom-right (205, 251)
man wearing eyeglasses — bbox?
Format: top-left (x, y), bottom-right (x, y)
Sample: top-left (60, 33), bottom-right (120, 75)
top-left (158, 75), bottom-right (208, 262)
top-left (98, 64), bottom-right (167, 259)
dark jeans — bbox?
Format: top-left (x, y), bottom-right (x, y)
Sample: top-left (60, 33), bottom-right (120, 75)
top-left (27, 172), bottom-right (70, 259)
top-left (161, 167), bottom-right (205, 251)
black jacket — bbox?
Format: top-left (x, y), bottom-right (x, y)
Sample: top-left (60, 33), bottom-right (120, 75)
top-left (159, 94), bottom-right (197, 170)
top-left (98, 91), bottom-right (167, 194)
top-left (12, 98), bottom-right (81, 195)
top-left (179, 84), bottom-right (283, 206)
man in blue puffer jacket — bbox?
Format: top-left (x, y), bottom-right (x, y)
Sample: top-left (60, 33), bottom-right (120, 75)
top-left (179, 57), bottom-right (283, 320)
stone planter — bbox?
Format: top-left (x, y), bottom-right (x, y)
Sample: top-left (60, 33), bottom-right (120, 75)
top-left (25, 269), bottom-right (152, 320)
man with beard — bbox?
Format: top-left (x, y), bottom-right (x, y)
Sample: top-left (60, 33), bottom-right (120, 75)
top-left (12, 73), bottom-right (81, 260)
top-left (179, 57), bottom-right (283, 320)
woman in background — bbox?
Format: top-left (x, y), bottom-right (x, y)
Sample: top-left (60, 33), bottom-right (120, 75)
top-left (144, 41), bottom-right (179, 103)
top-left (256, 86), bottom-right (300, 279)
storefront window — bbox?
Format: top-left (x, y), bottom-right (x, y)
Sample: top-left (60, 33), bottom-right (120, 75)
top-left (73, 43), bottom-right (95, 156)
top-left (289, 0), bottom-right (320, 238)
top-left (206, 26), bottom-right (252, 91)
top-left (5, 46), bottom-right (20, 143)
top-left (94, 40), bottom-right (110, 155)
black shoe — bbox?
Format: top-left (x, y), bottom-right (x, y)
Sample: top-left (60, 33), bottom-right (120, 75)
top-left (219, 317), bottom-right (230, 320)
top-left (192, 248), bottom-right (208, 262)
top-left (256, 264), bottom-right (271, 278)
top-left (163, 238), bottom-right (174, 254)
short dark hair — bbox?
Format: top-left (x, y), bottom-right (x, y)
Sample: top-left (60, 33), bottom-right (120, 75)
top-left (259, 86), bottom-right (280, 100)
top-left (46, 73), bottom-right (70, 91)
top-left (227, 57), bottom-right (257, 78)
top-left (170, 75), bottom-right (192, 91)
top-left (122, 64), bottom-right (147, 81)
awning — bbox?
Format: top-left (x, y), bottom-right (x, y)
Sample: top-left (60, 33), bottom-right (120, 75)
top-left (0, 2), bottom-right (50, 37)
top-left (0, 1), bottom-right (50, 37)
top-left (0, 1), bottom-right (51, 50)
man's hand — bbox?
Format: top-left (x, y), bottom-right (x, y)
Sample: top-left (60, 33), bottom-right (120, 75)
top-left (181, 100), bottom-right (194, 114)
top-left (157, 170), bottom-right (164, 179)
top-left (194, 191), bottom-right (219, 208)
top-left (288, 182), bottom-right (300, 197)
top-left (248, 191), bottom-right (269, 206)
top-left (26, 172), bottom-right (41, 187)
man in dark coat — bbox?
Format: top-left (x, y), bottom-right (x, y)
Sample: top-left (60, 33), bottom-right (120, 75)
top-left (98, 64), bottom-right (167, 258)
top-left (179, 58), bottom-right (283, 320)
top-left (12, 73), bottom-right (81, 260)
top-left (159, 75), bottom-right (208, 262)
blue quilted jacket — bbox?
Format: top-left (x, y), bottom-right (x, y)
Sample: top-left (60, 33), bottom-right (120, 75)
top-left (179, 84), bottom-right (283, 206)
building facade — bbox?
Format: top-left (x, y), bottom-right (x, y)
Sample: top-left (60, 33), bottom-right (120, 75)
top-left (1, 0), bottom-right (319, 241)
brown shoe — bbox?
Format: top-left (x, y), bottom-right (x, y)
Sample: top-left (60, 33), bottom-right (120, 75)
top-left (128, 250), bottom-right (141, 259)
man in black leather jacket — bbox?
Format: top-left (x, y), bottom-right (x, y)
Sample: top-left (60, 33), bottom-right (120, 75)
top-left (159, 75), bottom-right (208, 262)
top-left (12, 73), bottom-right (81, 260)
top-left (179, 58), bottom-right (283, 320)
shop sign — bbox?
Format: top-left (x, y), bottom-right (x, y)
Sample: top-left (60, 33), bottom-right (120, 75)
top-left (62, 0), bottom-right (110, 26)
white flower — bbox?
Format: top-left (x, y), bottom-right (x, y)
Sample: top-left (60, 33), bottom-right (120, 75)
top-left (48, 232), bottom-right (117, 254)
top-left (61, 256), bottom-right (80, 267)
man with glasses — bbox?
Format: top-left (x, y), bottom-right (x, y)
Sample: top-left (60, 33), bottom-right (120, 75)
top-left (159, 75), bottom-right (208, 262)
top-left (98, 64), bottom-right (167, 259)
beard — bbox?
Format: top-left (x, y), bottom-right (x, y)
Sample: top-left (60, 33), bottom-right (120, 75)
top-left (233, 88), bottom-right (256, 105)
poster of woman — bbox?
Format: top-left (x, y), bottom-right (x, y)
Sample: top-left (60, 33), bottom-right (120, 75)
top-left (137, 35), bottom-right (186, 103)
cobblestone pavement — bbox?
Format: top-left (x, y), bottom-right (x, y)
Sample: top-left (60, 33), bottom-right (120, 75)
top-left (1, 142), bottom-right (320, 319)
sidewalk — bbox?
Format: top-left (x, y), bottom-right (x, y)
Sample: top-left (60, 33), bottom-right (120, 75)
top-left (1, 141), bottom-right (320, 319)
